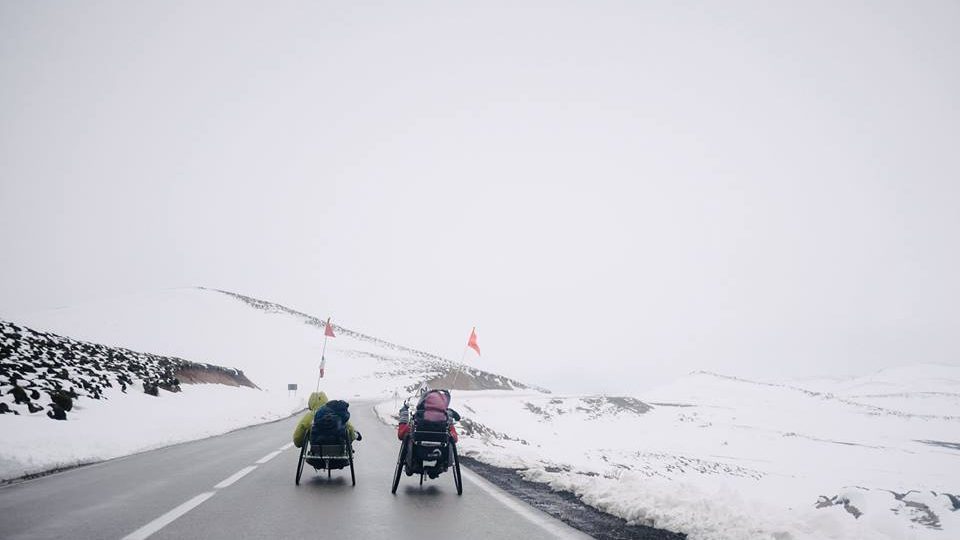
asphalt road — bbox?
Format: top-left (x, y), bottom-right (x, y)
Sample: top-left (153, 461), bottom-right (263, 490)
top-left (0, 402), bottom-right (592, 540)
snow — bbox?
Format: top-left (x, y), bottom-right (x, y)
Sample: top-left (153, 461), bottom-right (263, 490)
top-left (376, 366), bottom-right (960, 540)
top-left (6, 287), bottom-right (959, 539)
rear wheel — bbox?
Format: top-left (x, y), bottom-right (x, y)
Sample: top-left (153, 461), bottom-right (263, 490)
top-left (349, 442), bottom-right (356, 486)
top-left (391, 441), bottom-right (405, 494)
top-left (295, 441), bottom-right (307, 486)
top-left (451, 441), bottom-right (463, 495)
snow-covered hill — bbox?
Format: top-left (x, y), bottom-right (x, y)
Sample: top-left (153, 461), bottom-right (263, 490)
top-left (0, 287), bottom-right (537, 480)
top-left (10, 287), bottom-right (529, 397)
top-left (377, 366), bottom-right (960, 540)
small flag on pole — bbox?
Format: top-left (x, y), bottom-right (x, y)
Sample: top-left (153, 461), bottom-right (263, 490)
top-left (325, 317), bottom-right (336, 338)
top-left (319, 357), bottom-right (326, 378)
top-left (467, 327), bottom-right (481, 355)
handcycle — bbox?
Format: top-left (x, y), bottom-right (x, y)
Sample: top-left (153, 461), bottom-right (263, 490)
top-left (295, 426), bottom-right (357, 486)
top-left (391, 410), bottom-right (462, 495)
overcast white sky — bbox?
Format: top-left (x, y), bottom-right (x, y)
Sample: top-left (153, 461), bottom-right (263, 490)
top-left (1, 1), bottom-right (958, 393)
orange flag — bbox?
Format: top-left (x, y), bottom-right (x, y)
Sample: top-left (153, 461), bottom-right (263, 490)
top-left (467, 327), bottom-right (480, 355)
top-left (325, 317), bottom-right (336, 338)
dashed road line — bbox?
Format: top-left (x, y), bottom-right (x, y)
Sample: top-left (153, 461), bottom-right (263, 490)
top-left (122, 459), bottom-right (267, 539)
top-left (256, 450), bottom-right (283, 464)
top-left (213, 466), bottom-right (257, 489)
top-left (278, 442), bottom-right (294, 451)
top-left (121, 491), bottom-right (215, 540)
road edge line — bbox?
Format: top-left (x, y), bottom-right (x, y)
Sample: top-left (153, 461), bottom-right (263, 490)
top-left (460, 467), bottom-right (592, 539)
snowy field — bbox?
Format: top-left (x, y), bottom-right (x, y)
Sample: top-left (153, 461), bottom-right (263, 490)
top-left (5, 288), bottom-right (959, 539)
top-left (378, 365), bottom-right (960, 540)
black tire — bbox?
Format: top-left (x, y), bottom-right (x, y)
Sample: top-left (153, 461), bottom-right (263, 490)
top-left (451, 440), bottom-right (463, 495)
top-left (295, 441), bottom-right (307, 486)
top-left (349, 441), bottom-right (356, 486)
top-left (391, 441), bottom-right (405, 494)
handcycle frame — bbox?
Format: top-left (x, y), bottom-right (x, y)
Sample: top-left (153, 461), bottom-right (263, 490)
top-left (295, 426), bottom-right (356, 486)
top-left (391, 422), bottom-right (462, 495)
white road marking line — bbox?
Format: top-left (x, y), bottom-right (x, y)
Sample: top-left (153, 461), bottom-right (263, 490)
top-left (255, 450), bottom-right (282, 464)
top-left (121, 491), bottom-right (215, 540)
top-left (278, 442), bottom-right (294, 451)
top-left (460, 468), bottom-right (593, 540)
top-left (213, 466), bottom-right (257, 489)
top-left (121, 458), bottom-right (267, 540)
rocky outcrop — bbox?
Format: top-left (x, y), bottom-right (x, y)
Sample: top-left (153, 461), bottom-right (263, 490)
top-left (0, 319), bottom-right (256, 420)
top-left (426, 367), bottom-right (536, 392)
top-left (175, 366), bottom-right (258, 388)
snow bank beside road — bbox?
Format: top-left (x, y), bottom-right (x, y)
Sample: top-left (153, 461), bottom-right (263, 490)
top-left (1, 385), bottom-right (302, 481)
top-left (381, 367), bottom-right (960, 540)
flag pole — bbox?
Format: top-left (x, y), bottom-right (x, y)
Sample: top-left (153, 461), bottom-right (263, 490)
top-left (315, 330), bottom-right (330, 392)
top-left (314, 317), bottom-right (336, 392)
top-left (450, 346), bottom-right (468, 390)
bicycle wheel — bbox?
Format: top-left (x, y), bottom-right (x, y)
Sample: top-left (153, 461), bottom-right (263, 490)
top-left (451, 440), bottom-right (462, 495)
top-left (349, 442), bottom-right (356, 486)
top-left (391, 441), bottom-right (405, 494)
top-left (295, 442), bottom-right (307, 486)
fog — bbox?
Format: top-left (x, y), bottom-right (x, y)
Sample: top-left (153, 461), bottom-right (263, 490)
top-left (2, 1), bottom-right (958, 393)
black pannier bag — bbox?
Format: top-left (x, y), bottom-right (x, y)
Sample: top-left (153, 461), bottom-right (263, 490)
top-left (311, 400), bottom-right (350, 445)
